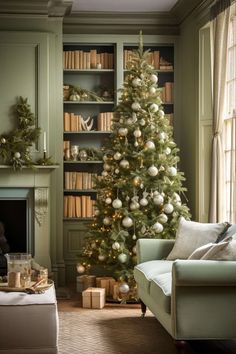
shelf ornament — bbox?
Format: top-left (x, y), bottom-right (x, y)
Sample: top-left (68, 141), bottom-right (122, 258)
top-left (65, 84), bottom-right (105, 102)
top-left (0, 96), bottom-right (41, 170)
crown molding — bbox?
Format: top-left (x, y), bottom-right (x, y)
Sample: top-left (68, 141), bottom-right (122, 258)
top-left (171, 0), bottom-right (214, 24)
top-left (63, 12), bottom-right (179, 35)
top-left (0, 0), bottom-right (72, 17)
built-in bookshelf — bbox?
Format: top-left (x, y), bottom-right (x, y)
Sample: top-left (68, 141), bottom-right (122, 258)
top-left (63, 43), bottom-right (115, 221)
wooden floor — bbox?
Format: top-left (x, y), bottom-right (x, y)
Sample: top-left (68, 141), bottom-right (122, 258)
top-left (57, 285), bottom-right (236, 354)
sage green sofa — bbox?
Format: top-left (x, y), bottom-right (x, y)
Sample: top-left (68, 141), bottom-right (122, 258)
top-left (134, 232), bottom-right (236, 344)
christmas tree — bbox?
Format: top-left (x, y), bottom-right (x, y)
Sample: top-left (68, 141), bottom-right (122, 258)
top-left (79, 35), bottom-right (190, 299)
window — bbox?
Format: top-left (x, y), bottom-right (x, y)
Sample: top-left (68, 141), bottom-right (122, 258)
top-left (223, 10), bottom-right (236, 222)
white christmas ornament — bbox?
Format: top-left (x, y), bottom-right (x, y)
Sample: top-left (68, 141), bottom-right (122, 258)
top-left (168, 166), bottom-right (177, 176)
top-left (118, 253), bottom-right (128, 263)
top-left (103, 217), bottom-right (112, 225)
top-left (115, 168), bottom-right (120, 174)
top-left (153, 222), bottom-right (164, 233)
top-left (149, 86), bottom-right (156, 95)
top-left (159, 110), bottom-right (165, 117)
top-left (173, 192), bottom-right (181, 202)
top-left (150, 74), bottom-right (158, 84)
top-left (102, 171), bottom-right (108, 177)
top-left (163, 203), bottom-right (174, 214)
top-left (105, 197), bottom-right (112, 205)
top-left (112, 242), bottom-right (120, 250)
top-left (112, 198), bottom-right (122, 209)
top-left (140, 118), bottom-right (146, 126)
top-left (98, 254), bottom-right (106, 261)
top-left (122, 216), bottom-right (133, 228)
top-left (127, 118), bottom-right (133, 125)
top-left (165, 147), bottom-right (171, 155)
top-left (133, 128), bottom-right (142, 138)
top-left (132, 77), bottom-right (142, 87)
top-left (103, 163), bottom-right (111, 171)
top-left (131, 102), bottom-right (141, 111)
top-left (148, 165), bottom-right (158, 176)
top-left (119, 159), bottom-right (130, 169)
top-left (1, 138), bottom-right (6, 144)
top-left (140, 198), bottom-right (148, 206)
top-left (14, 152), bottom-right (21, 159)
top-left (145, 141), bottom-right (156, 150)
top-left (76, 264), bottom-right (85, 274)
top-left (158, 132), bottom-right (166, 140)
top-left (94, 209), bottom-right (100, 216)
top-left (130, 201), bottom-right (140, 210)
top-left (158, 213), bottom-right (168, 224)
top-left (132, 234), bottom-right (137, 240)
top-left (149, 103), bottom-right (159, 112)
top-left (132, 112), bottom-right (138, 122)
top-left (153, 195), bottom-right (164, 205)
top-left (118, 127), bottom-right (128, 136)
top-left (114, 152), bottom-right (122, 160)
top-left (119, 283), bottom-right (130, 293)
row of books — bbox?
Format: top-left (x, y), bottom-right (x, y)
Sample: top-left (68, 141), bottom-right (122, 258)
top-left (65, 172), bottom-right (97, 190)
top-left (63, 50), bottom-right (114, 70)
top-left (64, 195), bottom-right (95, 218)
top-left (123, 50), bottom-right (173, 70)
top-left (159, 82), bottom-right (174, 103)
top-left (64, 112), bottom-right (113, 132)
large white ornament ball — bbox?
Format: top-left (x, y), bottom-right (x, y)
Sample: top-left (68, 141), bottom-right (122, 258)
top-left (131, 102), bottom-right (141, 111)
top-left (122, 216), bottom-right (133, 228)
top-left (152, 222), bottom-right (164, 233)
top-left (150, 74), bottom-right (158, 84)
top-left (133, 128), bottom-right (142, 138)
top-left (153, 194), bottom-right (164, 205)
top-left (130, 201), bottom-right (140, 210)
top-left (112, 242), bottom-right (120, 250)
top-left (14, 152), bottom-right (21, 159)
top-left (140, 198), bottom-right (148, 206)
top-left (132, 77), bottom-right (142, 87)
top-left (149, 86), bottom-right (156, 95)
top-left (118, 127), bottom-right (128, 136)
top-left (112, 198), bottom-right (122, 209)
top-left (118, 253), bottom-right (128, 263)
top-left (105, 197), bottom-right (112, 205)
top-left (119, 159), bottom-right (130, 169)
top-left (168, 167), bottom-right (177, 176)
top-left (119, 282), bottom-right (130, 293)
top-left (145, 141), bottom-right (156, 150)
top-left (163, 203), bottom-right (174, 214)
top-left (103, 217), bottom-right (112, 225)
top-left (149, 103), bottom-right (159, 112)
top-left (98, 254), bottom-right (106, 261)
top-left (114, 152), bottom-right (122, 160)
top-left (158, 213), bottom-right (168, 224)
top-left (148, 165), bottom-right (158, 177)
top-left (76, 264), bottom-right (85, 274)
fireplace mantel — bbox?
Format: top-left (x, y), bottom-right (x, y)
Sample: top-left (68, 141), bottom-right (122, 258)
top-left (0, 165), bottom-right (59, 270)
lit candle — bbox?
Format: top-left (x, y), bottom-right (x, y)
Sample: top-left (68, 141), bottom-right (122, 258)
top-left (43, 131), bottom-right (47, 153)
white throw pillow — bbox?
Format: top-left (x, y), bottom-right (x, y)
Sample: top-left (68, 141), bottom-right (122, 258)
top-left (188, 242), bottom-right (214, 260)
top-left (166, 217), bottom-right (228, 260)
top-left (202, 239), bottom-right (236, 261)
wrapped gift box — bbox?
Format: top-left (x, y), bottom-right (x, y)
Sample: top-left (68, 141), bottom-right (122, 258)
top-left (76, 275), bottom-right (96, 293)
top-left (96, 277), bottom-right (116, 297)
top-left (82, 287), bottom-right (105, 309)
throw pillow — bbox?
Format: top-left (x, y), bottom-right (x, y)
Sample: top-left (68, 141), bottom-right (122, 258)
top-left (202, 236), bottom-right (236, 261)
top-left (166, 217), bottom-right (228, 260)
top-left (188, 242), bottom-right (214, 260)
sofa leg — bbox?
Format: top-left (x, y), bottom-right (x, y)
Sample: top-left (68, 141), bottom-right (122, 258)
top-left (140, 300), bottom-right (146, 318)
top-left (174, 340), bottom-right (188, 354)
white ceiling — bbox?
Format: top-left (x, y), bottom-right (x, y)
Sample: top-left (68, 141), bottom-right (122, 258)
top-left (71, 0), bottom-right (179, 13)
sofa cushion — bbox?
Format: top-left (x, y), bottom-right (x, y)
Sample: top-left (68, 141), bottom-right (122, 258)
top-left (150, 272), bottom-right (171, 314)
top-left (166, 217), bottom-right (228, 260)
top-left (134, 260), bottom-right (173, 293)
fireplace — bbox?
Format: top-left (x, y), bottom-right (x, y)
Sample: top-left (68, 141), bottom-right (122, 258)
top-left (0, 188), bottom-right (34, 254)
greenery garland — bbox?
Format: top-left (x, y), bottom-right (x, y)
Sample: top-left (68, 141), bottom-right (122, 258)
top-left (0, 96), bottom-right (41, 170)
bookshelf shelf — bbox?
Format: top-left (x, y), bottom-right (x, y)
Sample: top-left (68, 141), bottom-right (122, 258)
top-left (64, 131), bottom-right (111, 135)
top-left (64, 101), bottom-right (114, 105)
top-left (64, 161), bottom-right (103, 164)
top-left (64, 69), bottom-right (114, 73)
top-left (64, 189), bottom-right (97, 192)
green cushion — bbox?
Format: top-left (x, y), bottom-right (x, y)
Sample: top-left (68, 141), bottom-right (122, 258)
top-left (150, 272), bottom-right (172, 314)
top-left (134, 260), bottom-right (173, 293)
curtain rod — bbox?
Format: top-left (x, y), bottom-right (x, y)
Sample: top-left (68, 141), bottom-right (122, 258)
top-left (210, 0), bottom-right (232, 19)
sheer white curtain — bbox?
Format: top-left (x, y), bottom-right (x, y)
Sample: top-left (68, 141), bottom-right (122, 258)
top-left (209, 1), bottom-right (231, 222)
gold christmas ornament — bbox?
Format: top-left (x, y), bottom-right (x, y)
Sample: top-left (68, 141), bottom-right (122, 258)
top-left (118, 127), bottom-right (128, 136)
top-left (119, 159), bottom-right (130, 169)
top-left (133, 176), bottom-right (142, 186)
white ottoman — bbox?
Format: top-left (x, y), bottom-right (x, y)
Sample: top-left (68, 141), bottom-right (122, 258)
top-left (0, 285), bottom-right (58, 354)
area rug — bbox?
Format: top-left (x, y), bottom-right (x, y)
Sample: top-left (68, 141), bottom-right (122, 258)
top-left (58, 307), bottom-right (177, 354)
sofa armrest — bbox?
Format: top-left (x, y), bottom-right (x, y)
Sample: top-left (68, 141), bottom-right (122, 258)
top-left (172, 260), bottom-right (236, 286)
top-left (136, 239), bottom-right (175, 264)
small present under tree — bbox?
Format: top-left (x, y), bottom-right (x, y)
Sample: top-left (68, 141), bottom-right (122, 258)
top-left (79, 35), bottom-right (190, 299)
top-left (0, 96), bottom-right (41, 170)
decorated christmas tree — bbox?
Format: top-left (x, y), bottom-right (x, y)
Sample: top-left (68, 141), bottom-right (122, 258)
top-left (79, 35), bottom-right (190, 299)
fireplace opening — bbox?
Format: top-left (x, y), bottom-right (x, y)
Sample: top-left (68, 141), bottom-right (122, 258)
top-left (0, 188), bottom-right (34, 256)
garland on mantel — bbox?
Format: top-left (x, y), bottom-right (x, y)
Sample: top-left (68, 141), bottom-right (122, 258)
top-left (0, 96), bottom-right (41, 170)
